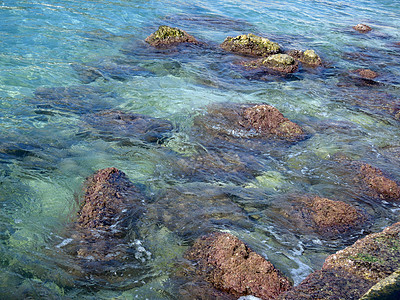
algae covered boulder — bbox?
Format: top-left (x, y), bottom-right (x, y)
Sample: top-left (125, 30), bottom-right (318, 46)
top-left (221, 33), bottom-right (281, 56)
top-left (260, 54), bottom-right (298, 73)
top-left (323, 222), bottom-right (400, 283)
top-left (185, 232), bottom-right (292, 299)
top-left (360, 269), bottom-right (400, 300)
top-left (145, 25), bottom-right (198, 48)
top-left (287, 49), bottom-right (322, 66)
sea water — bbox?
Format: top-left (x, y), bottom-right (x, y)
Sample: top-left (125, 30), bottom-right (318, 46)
top-left (1, 0), bottom-right (400, 298)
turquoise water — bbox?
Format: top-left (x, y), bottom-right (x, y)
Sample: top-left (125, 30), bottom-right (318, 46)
top-left (1, 0), bottom-right (400, 298)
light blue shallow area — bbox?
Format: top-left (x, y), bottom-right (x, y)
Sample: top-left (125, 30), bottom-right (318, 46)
top-left (0, 0), bottom-right (400, 298)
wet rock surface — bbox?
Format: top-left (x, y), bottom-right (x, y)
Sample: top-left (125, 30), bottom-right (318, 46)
top-left (287, 49), bottom-right (322, 66)
top-left (353, 24), bottom-right (372, 33)
top-left (220, 33), bottom-right (281, 57)
top-left (356, 163), bottom-right (400, 201)
top-left (192, 103), bottom-right (304, 150)
top-left (279, 269), bottom-right (371, 300)
top-left (82, 110), bottom-right (174, 144)
top-left (243, 54), bottom-right (298, 73)
top-left (355, 68), bottom-right (379, 80)
top-left (360, 268), bottom-right (400, 300)
top-left (145, 25), bottom-right (199, 48)
top-left (185, 232), bottom-right (292, 299)
top-left (323, 222), bottom-right (400, 283)
top-left (72, 167), bottom-right (146, 261)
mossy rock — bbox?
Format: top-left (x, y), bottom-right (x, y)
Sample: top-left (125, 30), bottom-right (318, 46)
top-left (243, 54), bottom-right (298, 73)
top-left (360, 269), bottom-right (400, 300)
top-left (221, 33), bottom-right (281, 56)
top-left (287, 49), bottom-right (322, 66)
top-left (145, 25), bottom-right (198, 48)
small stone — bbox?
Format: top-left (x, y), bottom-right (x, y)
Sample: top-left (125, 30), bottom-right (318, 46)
top-left (355, 69), bottom-right (378, 79)
top-left (353, 24), bottom-right (372, 33)
top-left (287, 49), bottom-right (322, 66)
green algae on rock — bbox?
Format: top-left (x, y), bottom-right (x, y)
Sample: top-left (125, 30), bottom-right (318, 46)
top-left (360, 269), bottom-right (400, 300)
top-left (287, 49), bottom-right (322, 66)
top-left (323, 222), bottom-right (400, 283)
top-left (185, 232), bottom-right (292, 299)
top-left (145, 25), bottom-right (198, 48)
top-left (242, 54), bottom-right (298, 73)
top-left (220, 33), bottom-right (281, 56)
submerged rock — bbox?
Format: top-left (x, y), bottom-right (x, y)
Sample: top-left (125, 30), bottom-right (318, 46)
top-left (82, 110), bottom-right (174, 144)
top-left (354, 69), bottom-right (379, 80)
top-left (145, 25), bottom-right (199, 48)
top-left (220, 33), bottom-right (281, 57)
top-left (185, 232), bottom-right (292, 299)
top-left (287, 49), bottom-right (322, 66)
top-left (145, 184), bottom-right (251, 240)
top-left (356, 163), bottom-right (400, 201)
top-left (73, 167), bottom-right (145, 261)
top-left (353, 24), bottom-right (372, 33)
top-left (323, 222), bottom-right (400, 282)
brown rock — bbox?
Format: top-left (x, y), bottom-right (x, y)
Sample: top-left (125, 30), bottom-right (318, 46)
top-left (185, 232), bottom-right (292, 299)
top-left (353, 24), bottom-right (372, 33)
top-left (240, 104), bottom-right (304, 138)
top-left (323, 222), bottom-right (400, 283)
top-left (279, 269), bottom-right (371, 300)
top-left (145, 25), bottom-right (198, 48)
top-left (74, 167), bottom-right (145, 261)
top-left (357, 163), bottom-right (400, 201)
top-left (355, 69), bottom-right (378, 79)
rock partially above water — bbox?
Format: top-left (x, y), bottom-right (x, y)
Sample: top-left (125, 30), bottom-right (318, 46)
top-left (260, 54), bottom-right (298, 73)
top-left (323, 222), bottom-right (400, 283)
top-left (357, 163), bottom-right (400, 201)
top-left (220, 33), bottom-right (281, 57)
top-left (240, 104), bottom-right (303, 138)
top-left (353, 24), bottom-right (372, 33)
top-left (75, 167), bottom-right (145, 261)
top-left (185, 232), bottom-right (292, 299)
top-left (354, 69), bottom-right (379, 80)
top-left (287, 49), bottom-right (322, 67)
top-left (83, 110), bottom-right (174, 144)
top-left (145, 25), bottom-right (199, 48)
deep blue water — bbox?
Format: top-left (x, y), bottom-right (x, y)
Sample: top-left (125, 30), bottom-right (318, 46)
top-left (1, 0), bottom-right (400, 298)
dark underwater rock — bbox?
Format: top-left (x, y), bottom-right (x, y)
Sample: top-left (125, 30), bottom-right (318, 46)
top-left (287, 49), bottom-right (322, 67)
top-left (82, 110), bottom-right (174, 144)
top-left (220, 33), bottom-right (281, 57)
top-left (74, 167), bottom-right (145, 261)
top-left (33, 85), bottom-right (115, 115)
top-left (145, 25), bottom-right (199, 48)
top-left (185, 232), bottom-right (292, 299)
top-left (145, 184), bottom-right (251, 240)
top-left (353, 24), bottom-right (372, 33)
top-left (323, 222), bottom-right (400, 283)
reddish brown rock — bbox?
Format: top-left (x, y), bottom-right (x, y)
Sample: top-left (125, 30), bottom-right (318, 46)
top-left (355, 69), bottom-right (378, 79)
top-left (323, 222), bottom-right (400, 283)
top-left (74, 167), bottom-right (145, 261)
top-left (145, 25), bottom-right (198, 48)
top-left (185, 232), bottom-right (292, 299)
top-left (279, 269), bottom-right (371, 300)
top-left (353, 24), bottom-right (372, 33)
top-left (240, 104), bottom-right (304, 138)
top-left (357, 163), bottom-right (400, 201)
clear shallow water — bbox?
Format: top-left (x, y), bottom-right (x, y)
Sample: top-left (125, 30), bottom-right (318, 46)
top-left (1, 0), bottom-right (400, 298)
